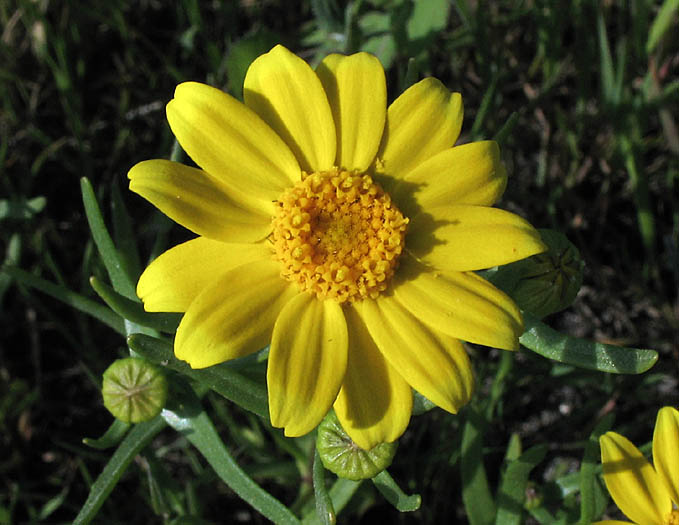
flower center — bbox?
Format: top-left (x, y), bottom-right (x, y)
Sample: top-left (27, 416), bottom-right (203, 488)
top-left (271, 168), bottom-right (408, 303)
top-left (667, 510), bottom-right (679, 525)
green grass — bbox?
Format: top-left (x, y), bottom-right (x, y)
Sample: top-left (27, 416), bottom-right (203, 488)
top-left (1, 0), bottom-right (678, 523)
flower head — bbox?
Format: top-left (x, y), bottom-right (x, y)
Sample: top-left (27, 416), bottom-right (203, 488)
top-left (598, 406), bottom-right (679, 524)
top-left (128, 45), bottom-right (545, 449)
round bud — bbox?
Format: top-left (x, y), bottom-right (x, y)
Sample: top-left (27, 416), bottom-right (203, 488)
top-left (489, 229), bottom-right (584, 319)
top-left (102, 357), bottom-right (168, 423)
top-left (316, 411), bottom-right (397, 480)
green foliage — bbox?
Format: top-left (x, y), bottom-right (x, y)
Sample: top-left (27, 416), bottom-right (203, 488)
top-left (1, 0), bottom-right (677, 523)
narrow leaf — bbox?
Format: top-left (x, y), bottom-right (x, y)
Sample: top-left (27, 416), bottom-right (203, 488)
top-left (73, 416), bottom-right (167, 525)
top-left (111, 181), bottom-right (142, 282)
top-left (313, 449), bottom-right (336, 525)
top-left (83, 419), bottom-right (131, 450)
top-left (90, 276), bottom-right (181, 333)
top-left (80, 177), bottom-right (136, 299)
top-left (519, 311), bottom-right (658, 374)
top-left (461, 407), bottom-right (495, 525)
top-left (372, 471), bottom-right (421, 512)
top-left (161, 390), bottom-right (300, 524)
top-left (302, 478), bottom-right (362, 524)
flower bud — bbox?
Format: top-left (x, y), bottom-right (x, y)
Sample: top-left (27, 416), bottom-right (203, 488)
top-left (316, 411), bottom-right (397, 480)
top-left (490, 229), bottom-right (584, 319)
top-left (102, 357), bottom-right (168, 423)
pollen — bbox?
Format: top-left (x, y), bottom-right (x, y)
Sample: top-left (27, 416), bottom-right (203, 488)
top-left (667, 510), bottom-right (679, 525)
top-left (271, 168), bottom-right (409, 303)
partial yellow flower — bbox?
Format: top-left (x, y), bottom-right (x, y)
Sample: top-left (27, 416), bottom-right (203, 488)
top-left (128, 45), bottom-right (546, 450)
top-left (598, 406), bottom-right (679, 525)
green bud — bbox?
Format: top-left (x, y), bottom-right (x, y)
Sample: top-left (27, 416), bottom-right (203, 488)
top-left (316, 411), bottom-right (397, 481)
top-left (102, 357), bottom-right (168, 423)
top-left (487, 229), bottom-right (584, 319)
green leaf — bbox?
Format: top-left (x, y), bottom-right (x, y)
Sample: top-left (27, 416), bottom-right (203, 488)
top-left (494, 445), bottom-right (547, 525)
top-left (83, 419), bottom-right (131, 450)
top-left (646, 0), bottom-right (679, 54)
top-left (371, 471), bottom-right (421, 512)
top-left (80, 177), bottom-right (136, 299)
top-left (312, 449), bottom-right (336, 525)
top-left (90, 276), bottom-right (181, 333)
top-left (3, 266), bottom-right (125, 335)
top-left (0, 233), bottom-right (21, 304)
top-left (73, 416), bottom-right (167, 525)
top-left (302, 478), bottom-right (362, 524)
top-left (162, 386), bottom-right (300, 524)
top-left (597, 10), bottom-right (616, 106)
top-left (493, 112), bottom-right (519, 147)
top-left (406, 0), bottom-right (450, 41)
top-left (578, 414), bottom-right (614, 524)
top-left (519, 311), bottom-right (658, 374)
top-left (0, 196), bottom-right (46, 220)
top-left (110, 181), bottom-right (142, 283)
top-left (127, 333), bottom-right (269, 419)
top-left (461, 407), bottom-right (495, 525)
top-left (470, 74), bottom-right (498, 140)
top-left (37, 486), bottom-right (69, 521)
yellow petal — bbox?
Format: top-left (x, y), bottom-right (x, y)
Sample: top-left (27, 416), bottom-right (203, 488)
top-left (244, 45), bottom-right (336, 173)
top-left (393, 141), bottom-right (507, 216)
top-left (128, 159), bottom-right (271, 242)
top-left (358, 296), bottom-right (473, 414)
top-left (600, 431), bottom-right (672, 525)
top-left (333, 305), bottom-right (412, 450)
top-left (174, 260), bottom-right (297, 369)
top-left (593, 522), bottom-right (636, 524)
top-left (393, 256), bottom-right (523, 351)
top-left (166, 81), bottom-right (299, 210)
top-left (407, 205), bottom-right (547, 271)
top-left (378, 77), bottom-right (463, 179)
top-left (653, 406), bottom-right (679, 505)
top-left (137, 237), bottom-right (271, 312)
top-left (268, 293), bottom-right (348, 437)
top-left (316, 52), bottom-right (386, 172)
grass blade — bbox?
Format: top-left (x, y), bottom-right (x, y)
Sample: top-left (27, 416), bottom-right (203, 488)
top-left (597, 10), bottom-right (616, 105)
top-left (646, 0), bottom-right (679, 54)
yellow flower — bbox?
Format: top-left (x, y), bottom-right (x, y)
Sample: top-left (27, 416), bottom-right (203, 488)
top-left (598, 407), bottom-right (679, 524)
top-left (128, 45), bottom-right (545, 449)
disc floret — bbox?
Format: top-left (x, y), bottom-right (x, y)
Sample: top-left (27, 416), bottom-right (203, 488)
top-left (271, 168), bottom-right (408, 303)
